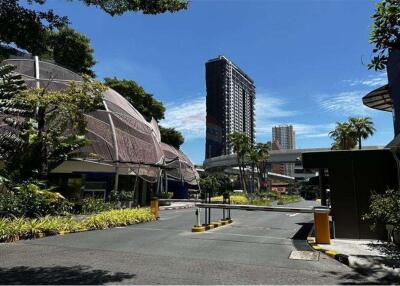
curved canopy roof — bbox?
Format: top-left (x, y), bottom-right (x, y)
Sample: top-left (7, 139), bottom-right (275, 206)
top-left (1, 57), bottom-right (199, 185)
top-left (362, 84), bottom-right (392, 112)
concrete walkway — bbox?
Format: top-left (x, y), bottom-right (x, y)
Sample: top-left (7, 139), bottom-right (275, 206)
top-left (316, 238), bottom-right (400, 283)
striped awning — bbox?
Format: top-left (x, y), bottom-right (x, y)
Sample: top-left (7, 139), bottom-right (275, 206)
top-left (362, 84), bottom-right (392, 112)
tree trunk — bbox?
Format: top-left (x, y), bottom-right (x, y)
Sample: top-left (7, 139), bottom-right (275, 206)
top-left (358, 135), bottom-right (362, 150)
top-left (37, 106), bottom-right (47, 178)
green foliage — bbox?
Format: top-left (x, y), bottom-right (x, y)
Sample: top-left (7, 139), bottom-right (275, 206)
top-left (0, 0), bottom-right (68, 56)
top-left (211, 194), bottom-right (249, 205)
top-left (329, 122), bottom-right (357, 150)
top-left (159, 126), bottom-right (184, 149)
top-left (104, 77), bottom-right (165, 121)
top-left (364, 189), bottom-right (400, 231)
top-left (200, 172), bottom-right (232, 196)
top-left (348, 117), bottom-right (375, 149)
top-left (277, 194), bottom-right (301, 205)
top-left (0, 66), bottom-right (106, 180)
top-left (110, 190), bottom-right (134, 201)
top-left (227, 132), bottom-right (251, 192)
top-left (0, 183), bottom-right (73, 218)
top-left (369, 0), bottom-right (400, 71)
top-left (0, 208), bottom-right (155, 242)
top-left (29, 0), bottom-right (189, 16)
top-left (157, 192), bottom-right (174, 199)
top-left (329, 117), bottom-right (375, 150)
top-left (51, 27), bottom-right (96, 77)
top-left (79, 198), bottom-right (114, 215)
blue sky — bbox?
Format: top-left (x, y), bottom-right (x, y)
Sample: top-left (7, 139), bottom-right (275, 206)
top-left (31, 0), bottom-right (392, 164)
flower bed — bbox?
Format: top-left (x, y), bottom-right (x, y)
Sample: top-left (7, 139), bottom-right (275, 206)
top-left (0, 208), bottom-right (155, 243)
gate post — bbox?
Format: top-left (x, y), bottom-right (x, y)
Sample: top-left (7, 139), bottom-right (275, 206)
top-left (313, 206), bottom-right (330, 244)
top-left (150, 197), bottom-right (159, 219)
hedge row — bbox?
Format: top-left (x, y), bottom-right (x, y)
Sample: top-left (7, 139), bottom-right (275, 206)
top-left (0, 208), bottom-right (155, 243)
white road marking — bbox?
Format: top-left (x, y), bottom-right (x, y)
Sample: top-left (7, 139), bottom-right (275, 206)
top-left (202, 231), bottom-right (288, 240)
top-left (289, 213), bottom-right (299, 217)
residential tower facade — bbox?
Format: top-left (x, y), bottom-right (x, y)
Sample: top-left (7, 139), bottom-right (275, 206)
top-left (272, 125), bottom-right (296, 176)
top-left (205, 56), bottom-right (256, 159)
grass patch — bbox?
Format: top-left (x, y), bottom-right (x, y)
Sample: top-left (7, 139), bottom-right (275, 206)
top-left (251, 198), bottom-right (273, 206)
top-left (0, 208), bottom-right (155, 243)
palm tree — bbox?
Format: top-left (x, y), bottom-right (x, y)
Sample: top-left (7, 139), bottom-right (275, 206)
top-left (349, 117), bottom-right (375, 150)
top-left (248, 143), bottom-right (270, 192)
top-left (329, 122), bottom-right (357, 150)
top-left (227, 132), bottom-right (250, 192)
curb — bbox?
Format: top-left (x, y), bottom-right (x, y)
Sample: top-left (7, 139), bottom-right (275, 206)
top-left (191, 219), bottom-right (233, 232)
top-left (306, 225), bottom-right (349, 266)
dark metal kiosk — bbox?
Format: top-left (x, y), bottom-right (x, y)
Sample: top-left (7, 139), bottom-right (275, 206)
top-left (302, 149), bottom-right (398, 239)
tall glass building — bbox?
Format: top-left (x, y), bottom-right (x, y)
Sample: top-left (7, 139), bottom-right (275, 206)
top-left (205, 56), bottom-right (256, 159)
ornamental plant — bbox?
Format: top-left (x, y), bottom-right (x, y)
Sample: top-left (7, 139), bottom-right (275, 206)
top-left (363, 189), bottom-right (400, 231)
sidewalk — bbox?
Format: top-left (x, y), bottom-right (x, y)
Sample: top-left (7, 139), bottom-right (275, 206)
top-left (159, 202), bottom-right (196, 211)
top-left (311, 238), bottom-right (400, 283)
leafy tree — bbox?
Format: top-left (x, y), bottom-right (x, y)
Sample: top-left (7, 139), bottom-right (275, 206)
top-left (248, 143), bottom-right (270, 192)
top-left (200, 172), bottom-right (232, 196)
top-left (30, 0), bottom-right (189, 16)
top-left (227, 132), bottom-right (251, 192)
top-left (329, 122), bottom-right (357, 150)
top-left (0, 65), bottom-right (106, 181)
top-left (159, 126), bottom-right (184, 149)
top-left (104, 77), bottom-right (165, 121)
top-left (0, 0), bottom-right (68, 57)
top-left (51, 27), bottom-right (96, 77)
top-left (349, 117), bottom-right (376, 149)
top-left (369, 0), bottom-right (400, 71)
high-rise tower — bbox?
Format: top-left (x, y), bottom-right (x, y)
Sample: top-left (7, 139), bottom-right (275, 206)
top-left (272, 125), bottom-right (296, 176)
top-left (205, 56), bottom-right (256, 159)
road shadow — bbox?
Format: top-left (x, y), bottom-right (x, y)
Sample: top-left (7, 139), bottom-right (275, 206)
top-left (0, 265), bottom-right (135, 285)
top-left (366, 242), bottom-right (400, 268)
top-left (291, 222), bottom-right (314, 251)
top-left (327, 266), bottom-right (399, 285)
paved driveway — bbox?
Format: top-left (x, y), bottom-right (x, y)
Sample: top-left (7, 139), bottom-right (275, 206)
top-left (0, 200), bottom-right (363, 284)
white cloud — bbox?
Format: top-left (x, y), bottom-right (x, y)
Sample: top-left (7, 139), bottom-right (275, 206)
top-left (256, 93), bottom-right (298, 119)
top-left (317, 91), bottom-right (371, 116)
top-left (160, 96), bottom-right (206, 140)
top-left (344, 73), bottom-right (387, 88)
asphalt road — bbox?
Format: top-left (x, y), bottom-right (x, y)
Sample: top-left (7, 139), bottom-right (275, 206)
top-left (0, 200), bottom-right (365, 284)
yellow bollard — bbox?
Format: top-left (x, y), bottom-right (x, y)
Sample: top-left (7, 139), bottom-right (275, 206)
top-left (313, 206), bottom-right (330, 244)
top-left (150, 197), bottom-right (159, 219)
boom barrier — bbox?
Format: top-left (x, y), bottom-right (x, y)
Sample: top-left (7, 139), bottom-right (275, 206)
top-left (195, 203), bottom-right (314, 213)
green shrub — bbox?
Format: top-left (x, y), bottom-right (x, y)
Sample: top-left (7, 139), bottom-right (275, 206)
top-left (211, 194), bottom-right (249, 205)
top-left (157, 192), bottom-right (174, 199)
top-left (363, 189), bottom-right (400, 231)
top-left (78, 198), bottom-right (114, 215)
top-left (0, 208), bottom-right (155, 242)
top-left (0, 183), bottom-right (72, 218)
top-left (252, 198), bottom-right (272, 206)
top-left (277, 195), bottom-right (301, 205)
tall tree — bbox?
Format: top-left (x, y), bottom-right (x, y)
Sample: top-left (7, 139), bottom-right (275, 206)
top-left (227, 132), bottom-right (250, 192)
top-left (369, 0), bottom-right (400, 71)
top-left (51, 28), bottom-right (96, 77)
top-left (159, 126), bottom-right (184, 149)
top-left (0, 65), bottom-right (106, 181)
top-left (249, 143), bottom-right (270, 192)
top-left (104, 77), bottom-right (165, 121)
top-left (349, 117), bottom-right (376, 149)
top-left (329, 122), bottom-right (357, 150)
